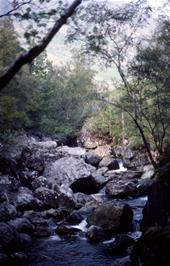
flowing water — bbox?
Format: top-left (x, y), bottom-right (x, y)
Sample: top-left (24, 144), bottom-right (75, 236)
top-left (11, 159), bottom-right (147, 266)
top-left (11, 196), bottom-right (147, 266)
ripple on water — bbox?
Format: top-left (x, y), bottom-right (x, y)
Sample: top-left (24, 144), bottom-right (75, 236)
top-left (16, 237), bottom-right (116, 266)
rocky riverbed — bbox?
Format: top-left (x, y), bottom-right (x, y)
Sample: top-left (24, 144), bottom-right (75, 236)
top-left (0, 135), bottom-right (155, 265)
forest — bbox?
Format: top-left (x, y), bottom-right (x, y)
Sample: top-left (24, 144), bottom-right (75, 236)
top-left (0, 0), bottom-right (170, 266)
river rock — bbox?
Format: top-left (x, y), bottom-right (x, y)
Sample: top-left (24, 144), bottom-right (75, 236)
top-left (56, 224), bottom-right (80, 236)
top-left (74, 192), bottom-right (94, 206)
top-left (9, 217), bottom-right (34, 235)
top-left (45, 157), bottom-right (96, 187)
top-left (34, 187), bottom-right (58, 209)
top-left (106, 234), bottom-right (135, 255)
top-left (0, 222), bottom-right (20, 253)
top-left (86, 225), bottom-right (108, 243)
top-left (131, 226), bottom-right (170, 266)
top-left (0, 202), bottom-right (17, 222)
top-left (31, 176), bottom-right (51, 190)
top-left (99, 156), bottom-right (119, 170)
top-left (19, 170), bottom-right (39, 189)
top-left (106, 180), bottom-right (137, 198)
top-left (0, 175), bottom-right (20, 195)
top-left (112, 256), bottom-right (131, 266)
top-left (23, 211), bottom-right (51, 237)
top-left (85, 152), bottom-right (102, 167)
top-left (15, 187), bottom-right (35, 210)
top-left (87, 201), bottom-right (133, 233)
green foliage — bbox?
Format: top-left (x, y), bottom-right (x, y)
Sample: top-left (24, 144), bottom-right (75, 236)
top-left (0, 19), bottom-right (21, 72)
top-left (0, 18), bottom-right (95, 139)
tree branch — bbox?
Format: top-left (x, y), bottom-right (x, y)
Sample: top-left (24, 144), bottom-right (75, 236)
top-left (0, 0), bottom-right (32, 18)
top-left (0, 0), bottom-right (82, 90)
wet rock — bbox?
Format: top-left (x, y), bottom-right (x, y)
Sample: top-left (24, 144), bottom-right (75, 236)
top-left (34, 187), bottom-right (58, 209)
top-left (0, 202), bottom-right (17, 222)
top-left (45, 157), bottom-right (96, 187)
top-left (23, 211), bottom-right (51, 237)
top-left (95, 167), bottom-right (109, 176)
top-left (31, 176), bottom-right (51, 190)
top-left (112, 256), bottom-right (131, 266)
top-left (43, 208), bottom-right (69, 221)
top-left (9, 217), bottom-right (34, 235)
top-left (106, 234), bottom-right (135, 255)
top-left (74, 192), bottom-right (94, 206)
top-left (56, 224), bottom-right (80, 236)
top-left (57, 193), bottom-right (75, 210)
top-left (0, 252), bottom-right (9, 264)
top-left (0, 175), bottom-right (20, 196)
top-left (138, 178), bottom-right (154, 196)
top-left (88, 201), bottom-right (133, 234)
top-left (86, 225), bottom-right (108, 243)
top-left (0, 222), bottom-right (20, 253)
top-left (99, 156), bottom-right (119, 170)
top-left (19, 170), bottom-right (39, 188)
top-left (106, 180), bottom-right (137, 198)
top-left (85, 152), bottom-right (102, 167)
top-left (131, 226), bottom-right (170, 266)
top-left (67, 211), bottom-right (84, 225)
top-left (113, 145), bottom-right (149, 170)
top-left (15, 187), bottom-right (35, 210)
top-left (10, 252), bottom-right (28, 261)
top-left (19, 233), bottom-right (32, 245)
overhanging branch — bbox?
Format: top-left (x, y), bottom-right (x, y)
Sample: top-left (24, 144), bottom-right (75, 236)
top-left (0, 0), bottom-right (82, 90)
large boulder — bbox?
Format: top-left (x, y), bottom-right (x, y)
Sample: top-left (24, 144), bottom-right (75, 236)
top-left (34, 187), bottom-right (58, 209)
top-left (0, 202), bottom-right (17, 222)
top-left (87, 201), bottom-right (133, 234)
top-left (99, 156), bottom-right (119, 170)
top-left (86, 225), bottom-right (108, 243)
top-left (106, 234), bottom-right (135, 255)
top-left (45, 157), bottom-right (96, 187)
top-left (142, 163), bottom-right (170, 229)
top-left (15, 187), bottom-right (35, 210)
top-left (106, 180), bottom-right (137, 198)
top-left (112, 256), bottom-right (131, 266)
top-left (0, 223), bottom-right (20, 253)
top-left (23, 211), bottom-right (51, 237)
top-left (85, 152), bottom-right (102, 167)
top-left (131, 226), bottom-right (170, 266)
top-left (9, 218), bottom-right (34, 235)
